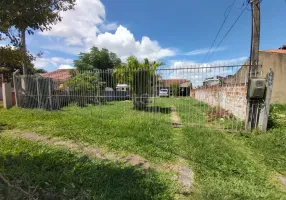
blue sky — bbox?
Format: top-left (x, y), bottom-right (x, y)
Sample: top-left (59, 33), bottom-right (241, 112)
top-left (19, 0), bottom-right (286, 71)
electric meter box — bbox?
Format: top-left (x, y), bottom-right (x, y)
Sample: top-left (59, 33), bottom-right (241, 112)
top-left (248, 78), bottom-right (266, 99)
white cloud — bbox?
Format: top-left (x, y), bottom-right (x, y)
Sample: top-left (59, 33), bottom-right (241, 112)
top-left (185, 47), bottom-right (227, 56)
top-left (41, 0), bottom-right (105, 46)
top-left (92, 26), bottom-right (176, 61)
top-left (33, 57), bottom-right (74, 71)
top-left (40, 0), bottom-right (176, 61)
top-left (100, 23), bottom-right (118, 32)
top-left (59, 64), bottom-right (75, 69)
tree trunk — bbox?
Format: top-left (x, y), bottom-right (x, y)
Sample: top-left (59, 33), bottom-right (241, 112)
top-left (20, 28), bottom-right (27, 75)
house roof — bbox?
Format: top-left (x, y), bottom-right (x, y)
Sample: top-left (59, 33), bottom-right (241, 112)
top-left (41, 69), bottom-right (73, 81)
top-left (261, 49), bottom-right (286, 54)
top-left (160, 79), bottom-right (190, 87)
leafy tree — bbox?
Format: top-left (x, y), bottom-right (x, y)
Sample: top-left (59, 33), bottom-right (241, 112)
top-left (0, 0), bottom-right (76, 74)
top-left (33, 68), bottom-right (47, 74)
top-left (0, 46), bottom-right (34, 73)
top-left (74, 47), bottom-right (122, 71)
top-left (67, 71), bottom-right (105, 106)
top-left (74, 47), bottom-right (122, 87)
top-left (0, 46), bottom-right (46, 83)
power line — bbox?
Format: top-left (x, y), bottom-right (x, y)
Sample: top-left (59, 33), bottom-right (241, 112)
top-left (202, 0), bottom-right (238, 63)
top-left (206, 1), bottom-right (250, 62)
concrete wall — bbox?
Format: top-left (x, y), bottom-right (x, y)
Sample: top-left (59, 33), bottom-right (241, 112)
top-left (259, 52), bottom-right (286, 104)
top-left (192, 84), bottom-right (247, 120)
top-left (227, 52), bottom-right (286, 104)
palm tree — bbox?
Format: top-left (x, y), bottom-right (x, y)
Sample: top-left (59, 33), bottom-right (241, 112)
top-left (113, 56), bottom-right (164, 110)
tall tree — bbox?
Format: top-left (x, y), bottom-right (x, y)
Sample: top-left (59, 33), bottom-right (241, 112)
top-left (0, 0), bottom-right (76, 74)
top-left (74, 47), bottom-right (122, 87)
top-left (74, 47), bottom-right (122, 71)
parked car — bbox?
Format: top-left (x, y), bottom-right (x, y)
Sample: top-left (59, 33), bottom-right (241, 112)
top-left (159, 89), bottom-right (169, 97)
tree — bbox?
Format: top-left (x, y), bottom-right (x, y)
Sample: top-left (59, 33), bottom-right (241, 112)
top-left (67, 71), bottom-right (104, 106)
top-left (0, 46), bottom-right (46, 83)
top-left (33, 68), bottom-right (47, 74)
top-left (74, 47), bottom-right (122, 87)
top-left (114, 56), bottom-right (164, 110)
top-left (0, 0), bottom-right (76, 74)
top-left (74, 47), bottom-right (122, 71)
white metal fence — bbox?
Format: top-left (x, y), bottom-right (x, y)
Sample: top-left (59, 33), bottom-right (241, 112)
top-left (13, 64), bottom-right (263, 132)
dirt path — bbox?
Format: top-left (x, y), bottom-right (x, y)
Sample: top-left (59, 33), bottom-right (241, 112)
top-left (171, 106), bottom-right (183, 128)
top-left (2, 131), bottom-right (194, 196)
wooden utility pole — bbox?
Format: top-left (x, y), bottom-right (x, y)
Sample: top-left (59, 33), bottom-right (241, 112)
top-left (249, 0), bottom-right (260, 78)
top-left (246, 0), bottom-right (261, 130)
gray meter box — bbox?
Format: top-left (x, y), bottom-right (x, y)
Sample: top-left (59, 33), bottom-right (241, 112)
top-left (248, 78), bottom-right (266, 99)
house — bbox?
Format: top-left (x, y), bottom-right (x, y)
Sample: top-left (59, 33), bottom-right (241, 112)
top-left (41, 69), bottom-right (73, 83)
top-left (227, 45), bottom-right (286, 103)
top-left (158, 79), bottom-right (192, 96)
top-left (203, 76), bottom-right (224, 87)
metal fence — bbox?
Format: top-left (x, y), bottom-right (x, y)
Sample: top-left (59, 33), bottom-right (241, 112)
top-left (13, 64), bottom-right (263, 132)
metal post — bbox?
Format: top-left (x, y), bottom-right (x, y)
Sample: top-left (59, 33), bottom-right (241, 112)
top-left (36, 76), bottom-right (40, 108)
top-left (48, 78), bottom-right (53, 110)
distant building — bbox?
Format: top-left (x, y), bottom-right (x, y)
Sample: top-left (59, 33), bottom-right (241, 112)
top-left (116, 84), bottom-right (130, 92)
top-left (203, 76), bottom-right (224, 87)
top-left (41, 69), bottom-right (74, 83)
top-left (158, 79), bottom-right (192, 96)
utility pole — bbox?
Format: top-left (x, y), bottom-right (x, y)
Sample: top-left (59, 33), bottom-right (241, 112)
top-left (246, 0), bottom-right (261, 130)
top-left (249, 0), bottom-right (260, 78)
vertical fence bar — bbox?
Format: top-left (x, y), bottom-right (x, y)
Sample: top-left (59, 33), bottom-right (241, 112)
top-left (48, 78), bottom-right (52, 110)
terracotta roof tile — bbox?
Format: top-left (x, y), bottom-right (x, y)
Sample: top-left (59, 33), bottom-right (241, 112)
top-left (41, 69), bottom-right (73, 81)
top-left (261, 49), bottom-right (286, 54)
top-left (161, 79), bottom-right (189, 87)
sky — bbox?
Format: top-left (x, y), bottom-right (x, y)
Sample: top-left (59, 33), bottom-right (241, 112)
top-left (20, 0), bottom-right (286, 72)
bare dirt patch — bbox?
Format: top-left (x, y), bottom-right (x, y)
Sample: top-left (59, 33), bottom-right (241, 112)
top-left (5, 131), bottom-right (194, 195)
top-left (20, 132), bottom-right (48, 142)
top-left (171, 106), bottom-right (183, 128)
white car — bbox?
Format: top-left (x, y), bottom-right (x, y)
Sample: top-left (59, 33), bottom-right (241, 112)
top-left (159, 89), bottom-right (169, 97)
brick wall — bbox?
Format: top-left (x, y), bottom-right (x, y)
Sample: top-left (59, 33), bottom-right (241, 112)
top-left (192, 84), bottom-right (247, 120)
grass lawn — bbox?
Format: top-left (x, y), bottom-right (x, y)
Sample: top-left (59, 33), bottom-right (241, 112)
top-left (0, 136), bottom-right (176, 200)
top-left (0, 98), bottom-right (286, 199)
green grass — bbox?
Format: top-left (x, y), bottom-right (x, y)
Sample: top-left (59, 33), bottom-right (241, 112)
top-left (179, 126), bottom-right (286, 199)
top-left (0, 98), bottom-right (286, 199)
top-left (0, 135), bottom-right (176, 200)
top-left (0, 101), bottom-right (176, 164)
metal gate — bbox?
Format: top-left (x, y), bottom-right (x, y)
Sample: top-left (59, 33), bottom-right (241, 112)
top-left (13, 64), bottom-right (257, 132)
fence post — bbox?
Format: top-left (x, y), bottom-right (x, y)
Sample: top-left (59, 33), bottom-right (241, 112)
top-left (2, 83), bottom-right (12, 109)
top-left (48, 78), bottom-right (53, 110)
top-left (13, 70), bottom-right (20, 107)
top-left (258, 70), bottom-right (274, 132)
top-left (36, 76), bottom-right (40, 108)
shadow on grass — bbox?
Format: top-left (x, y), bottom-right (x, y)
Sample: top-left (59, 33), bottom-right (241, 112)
top-left (0, 122), bottom-right (7, 132)
top-left (0, 149), bottom-right (173, 200)
top-left (144, 106), bottom-right (171, 114)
